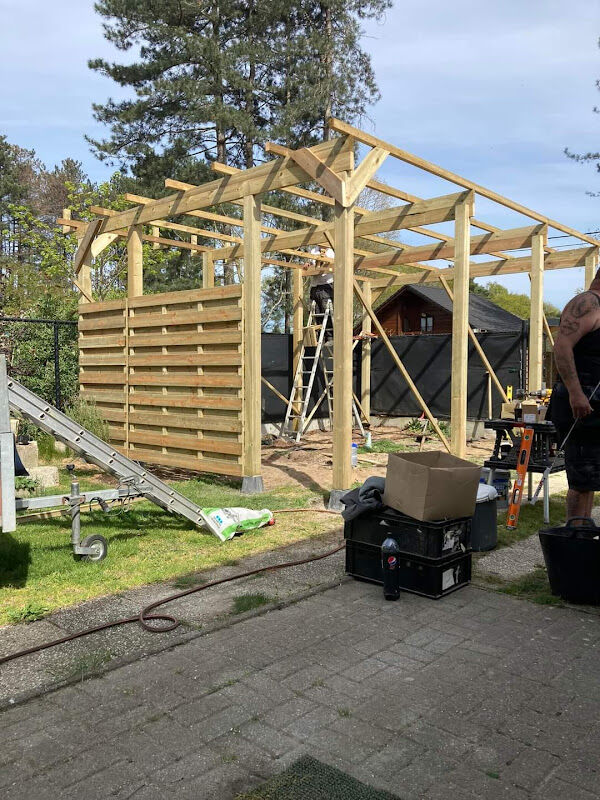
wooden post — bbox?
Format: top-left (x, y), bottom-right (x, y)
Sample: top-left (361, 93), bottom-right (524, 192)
top-left (529, 231), bottom-right (545, 391)
top-left (451, 198), bottom-right (471, 458)
top-left (127, 225), bottom-right (143, 297)
top-left (360, 282), bottom-right (372, 421)
top-left (330, 199), bottom-right (355, 507)
top-left (79, 243), bottom-right (93, 304)
top-left (585, 251), bottom-right (598, 290)
top-left (152, 225), bottom-right (160, 250)
top-left (292, 267), bottom-right (304, 419)
top-left (202, 251), bottom-right (215, 289)
top-left (241, 194), bottom-right (264, 493)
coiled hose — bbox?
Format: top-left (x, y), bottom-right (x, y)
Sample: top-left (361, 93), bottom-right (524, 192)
top-left (0, 508), bottom-right (343, 667)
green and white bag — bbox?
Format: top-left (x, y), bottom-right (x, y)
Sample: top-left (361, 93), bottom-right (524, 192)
top-left (202, 507), bottom-right (274, 541)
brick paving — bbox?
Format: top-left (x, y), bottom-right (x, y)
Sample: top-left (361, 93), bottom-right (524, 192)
top-left (2, 582), bottom-right (600, 799)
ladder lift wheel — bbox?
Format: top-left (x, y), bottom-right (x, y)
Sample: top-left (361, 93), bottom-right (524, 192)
top-left (75, 534), bottom-right (108, 563)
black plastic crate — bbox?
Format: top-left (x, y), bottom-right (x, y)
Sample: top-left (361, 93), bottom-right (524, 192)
top-left (344, 507), bottom-right (471, 560)
top-left (345, 540), bottom-right (471, 599)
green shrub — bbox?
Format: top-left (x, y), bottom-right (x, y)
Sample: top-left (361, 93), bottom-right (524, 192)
top-left (65, 397), bottom-right (109, 441)
top-left (15, 476), bottom-right (40, 494)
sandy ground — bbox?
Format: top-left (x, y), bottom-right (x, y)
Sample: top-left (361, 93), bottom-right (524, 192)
top-left (259, 426), bottom-right (497, 493)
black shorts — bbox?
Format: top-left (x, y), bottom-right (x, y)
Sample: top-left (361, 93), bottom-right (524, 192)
top-left (549, 382), bottom-right (600, 492)
top-left (562, 431), bottom-right (600, 492)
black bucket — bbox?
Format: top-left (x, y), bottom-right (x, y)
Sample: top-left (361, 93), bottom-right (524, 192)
top-left (539, 517), bottom-right (600, 605)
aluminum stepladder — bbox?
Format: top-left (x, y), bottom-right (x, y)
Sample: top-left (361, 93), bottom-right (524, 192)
top-left (506, 426), bottom-right (535, 529)
top-left (0, 355), bottom-right (230, 551)
top-left (280, 300), bottom-right (367, 442)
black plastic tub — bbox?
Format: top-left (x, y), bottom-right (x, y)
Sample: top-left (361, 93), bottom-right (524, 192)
top-left (344, 507), bottom-right (471, 560)
top-left (539, 517), bottom-right (600, 605)
top-left (345, 540), bottom-right (471, 599)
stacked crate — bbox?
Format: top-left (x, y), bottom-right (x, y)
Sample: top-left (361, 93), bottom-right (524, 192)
top-left (344, 507), bottom-right (472, 598)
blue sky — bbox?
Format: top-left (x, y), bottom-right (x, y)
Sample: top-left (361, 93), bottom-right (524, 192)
top-left (1, 0), bottom-right (598, 309)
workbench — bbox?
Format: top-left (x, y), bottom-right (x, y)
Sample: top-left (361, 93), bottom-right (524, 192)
top-left (483, 419), bottom-right (564, 524)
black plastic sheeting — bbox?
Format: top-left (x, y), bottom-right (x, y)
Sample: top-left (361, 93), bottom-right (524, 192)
top-left (261, 330), bottom-right (526, 423)
top-left (368, 332), bottom-right (525, 420)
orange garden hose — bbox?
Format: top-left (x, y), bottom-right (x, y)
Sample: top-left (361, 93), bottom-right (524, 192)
top-left (0, 508), bottom-right (343, 667)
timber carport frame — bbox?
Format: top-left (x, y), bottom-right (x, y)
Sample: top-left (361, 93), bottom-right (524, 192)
top-left (59, 119), bottom-right (599, 504)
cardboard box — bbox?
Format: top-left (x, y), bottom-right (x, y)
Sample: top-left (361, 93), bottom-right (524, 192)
top-left (501, 402), bottom-right (516, 420)
top-left (522, 402), bottom-right (538, 424)
top-left (383, 451), bottom-right (481, 522)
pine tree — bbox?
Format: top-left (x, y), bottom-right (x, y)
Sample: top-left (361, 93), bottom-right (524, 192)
top-left (88, 0), bottom-right (391, 172)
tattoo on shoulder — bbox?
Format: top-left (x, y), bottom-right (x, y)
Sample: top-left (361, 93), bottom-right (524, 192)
top-left (567, 292), bottom-right (600, 319)
top-left (559, 317), bottom-right (579, 335)
top-left (559, 292), bottom-right (600, 336)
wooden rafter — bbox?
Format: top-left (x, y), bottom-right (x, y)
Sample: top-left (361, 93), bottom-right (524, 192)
top-left (329, 117), bottom-right (600, 249)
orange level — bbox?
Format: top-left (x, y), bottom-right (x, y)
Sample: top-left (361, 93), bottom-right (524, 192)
top-left (506, 427), bottom-right (534, 529)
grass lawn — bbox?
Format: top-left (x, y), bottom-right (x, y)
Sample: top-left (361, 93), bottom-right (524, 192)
top-left (1, 469), bottom-right (341, 626)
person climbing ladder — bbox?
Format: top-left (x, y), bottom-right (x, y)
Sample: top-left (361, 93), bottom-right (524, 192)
top-left (309, 245), bottom-right (334, 341)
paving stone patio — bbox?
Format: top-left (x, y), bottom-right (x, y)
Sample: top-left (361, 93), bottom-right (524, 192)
top-left (2, 578), bottom-right (600, 800)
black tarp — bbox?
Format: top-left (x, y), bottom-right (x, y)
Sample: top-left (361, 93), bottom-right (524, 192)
top-left (261, 330), bottom-right (525, 423)
top-left (368, 331), bottom-right (525, 419)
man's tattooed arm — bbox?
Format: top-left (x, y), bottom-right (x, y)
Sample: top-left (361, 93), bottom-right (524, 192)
top-left (554, 291), bottom-right (600, 417)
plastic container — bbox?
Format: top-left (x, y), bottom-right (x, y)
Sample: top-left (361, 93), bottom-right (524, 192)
top-left (539, 517), bottom-right (600, 605)
top-left (492, 469), bottom-right (511, 510)
top-left (345, 540), bottom-right (471, 599)
top-left (344, 507), bottom-right (471, 559)
top-left (471, 484), bottom-right (498, 551)
top-left (480, 466), bottom-right (491, 484)
top-left (351, 443), bottom-right (358, 467)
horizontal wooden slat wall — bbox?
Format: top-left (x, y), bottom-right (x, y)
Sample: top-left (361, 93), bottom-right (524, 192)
top-left (79, 299), bottom-right (128, 445)
top-left (79, 285), bottom-right (244, 477)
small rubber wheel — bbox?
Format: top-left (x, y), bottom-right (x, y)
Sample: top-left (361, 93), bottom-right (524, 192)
top-left (76, 534), bottom-right (108, 562)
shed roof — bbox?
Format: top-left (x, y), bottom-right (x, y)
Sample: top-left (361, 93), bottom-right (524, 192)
top-left (377, 284), bottom-right (524, 332)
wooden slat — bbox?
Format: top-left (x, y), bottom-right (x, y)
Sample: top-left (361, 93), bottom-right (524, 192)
top-left (79, 316), bottom-right (128, 332)
top-left (116, 447), bottom-right (243, 477)
top-left (127, 393), bottom-right (242, 411)
top-left (127, 284), bottom-right (242, 308)
top-left (128, 373), bottom-right (242, 388)
top-left (127, 430), bottom-right (241, 456)
top-left (80, 389), bottom-right (127, 403)
top-left (127, 308), bottom-right (241, 328)
top-left (79, 334), bottom-right (126, 349)
top-left (79, 298), bottom-right (127, 314)
top-left (129, 331), bottom-right (241, 347)
top-left (80, 355), bottom-right (126, 367)
top-left (128, 353), bottom-right (242, 367)
top-left (80, 372), bottom-right (126, 385)
top-left (127, 410), bottom-right (241, 433)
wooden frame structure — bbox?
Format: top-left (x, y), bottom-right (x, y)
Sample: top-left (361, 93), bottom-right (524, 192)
top-left (60, 120), bottom-right (599, 500)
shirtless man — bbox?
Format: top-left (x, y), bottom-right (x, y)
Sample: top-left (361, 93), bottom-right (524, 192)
top-left (551, 274), bottom-right (600, 520)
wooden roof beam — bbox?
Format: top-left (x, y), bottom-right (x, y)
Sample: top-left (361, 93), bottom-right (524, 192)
top-left (369, 246), bottom-right (599, 289)
top-left (329, 117), bottom-right (599, 248)
top-left (214, 191), bottom-right (473, 262)
top-left (355, 224), bottom-right (546, 271)
top-left (94, 136), bottom-right (353, 236)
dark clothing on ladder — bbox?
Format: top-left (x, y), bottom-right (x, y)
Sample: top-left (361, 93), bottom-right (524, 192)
top-left (549, 325), bottom-right (600, 491)
top-left (309, 284), bottom-right (334, 341)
